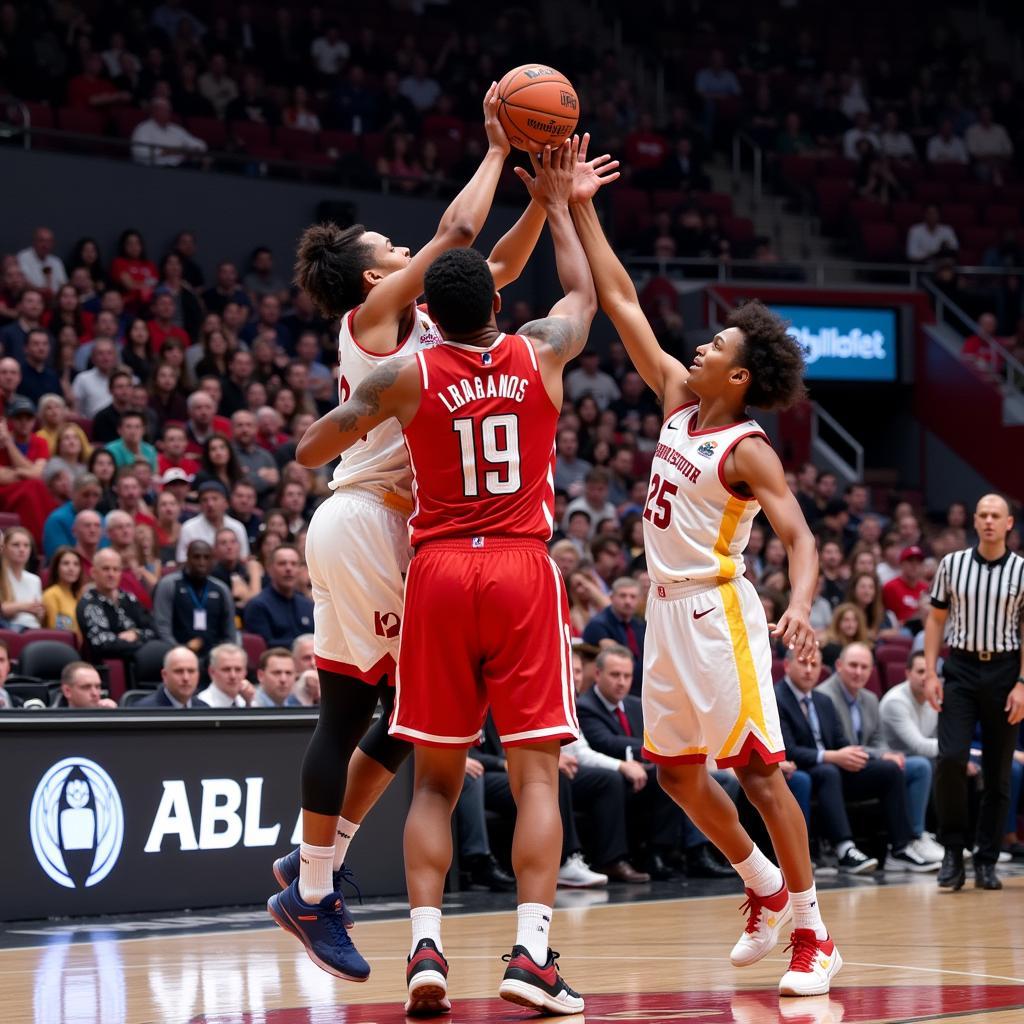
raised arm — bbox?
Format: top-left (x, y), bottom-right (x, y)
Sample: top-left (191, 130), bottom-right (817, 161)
top-left (296, 357), bottom-right (422, 468)
top-left (357, 85), bottom-right (509, 332)
top-left (568, 136), bottom-right (693, 408)
top-left (732, 438), bottom-right (818, 662)
top-left (486, 200), bottom-right (547, 290)
top-left (514, 140), bottom-right (596, 366)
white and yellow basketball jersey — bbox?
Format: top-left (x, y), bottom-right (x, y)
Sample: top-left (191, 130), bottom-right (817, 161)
top-left (330, 304), bottom-right (443, 508)
top-left (643, 402), bottom-right (767, 584)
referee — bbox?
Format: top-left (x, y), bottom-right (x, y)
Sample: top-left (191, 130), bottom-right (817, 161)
top-left (924, 494), bottom-right (1024, 891)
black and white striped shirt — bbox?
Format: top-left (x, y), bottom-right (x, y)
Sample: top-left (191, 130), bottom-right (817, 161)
top-left (931, 547), bottom-right (1024, 653)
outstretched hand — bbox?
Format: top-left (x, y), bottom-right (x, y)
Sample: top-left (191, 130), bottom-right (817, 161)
top-left (570, 132), bottom-right (621, 203)
top-left (482, 82), bottom-right (510, 156)
top-left (513, 137), bottom-right (578, 209)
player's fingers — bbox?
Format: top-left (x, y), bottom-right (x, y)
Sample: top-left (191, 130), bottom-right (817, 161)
top-left (527, 149), bottom-right (542, 174)
top-left (569, 133), bottom-right (580, 165)
top-left (513, 166), bottom-right (533, 188)
top-left (578, 131), bottom-right (590, 162)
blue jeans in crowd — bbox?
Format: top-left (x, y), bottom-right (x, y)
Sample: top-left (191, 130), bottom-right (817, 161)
top-left (902, 755), bottom-right (933, 838)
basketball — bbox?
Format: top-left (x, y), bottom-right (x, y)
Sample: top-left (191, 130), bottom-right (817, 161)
top-left (496, 64), bottom-right (579, 152)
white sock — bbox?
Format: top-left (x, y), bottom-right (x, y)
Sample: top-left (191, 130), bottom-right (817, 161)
top-left (731, 844), bottom-right (784, 897)
top-left (333, 816), bottom-right (360, 871)
top-left (516, 903), bottom-right (552, 964)
top-left (836, 839), bottom-right (854, 859)
top-left (298, 842), bottom-right (334, 904)
top-left (410, 906), bottom-right (443, 956)
top-left (790, 885), bottom-right (827, 941)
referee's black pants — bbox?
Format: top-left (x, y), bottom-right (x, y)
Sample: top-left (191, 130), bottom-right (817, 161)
top-left (935, 652), bottom-right (1019, 864)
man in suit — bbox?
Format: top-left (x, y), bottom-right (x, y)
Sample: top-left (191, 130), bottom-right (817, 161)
top-left (136, 646), bottom-right (202, 708)
top-left (819, 643), bottom-right (941, 866)
top-left (577, 645), bottom-right (734, 878)
top-left (581, 577), bottom-right (646, 690)
top-left (776, 646), bottom-right (927, 873)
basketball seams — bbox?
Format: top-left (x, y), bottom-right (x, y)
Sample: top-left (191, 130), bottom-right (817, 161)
top-left (495, 64), bottom-right (578, 151)
top-left (500, 73), bottom-right (571, 99)
top-left (501, 100), bottom-right (578, 122)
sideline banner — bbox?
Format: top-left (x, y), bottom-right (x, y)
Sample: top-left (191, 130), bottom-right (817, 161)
top-left (1, 710), bottom-right (411, 921)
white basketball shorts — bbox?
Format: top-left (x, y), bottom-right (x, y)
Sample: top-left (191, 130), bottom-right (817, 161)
top-left (641, 574), bottom-right (785, 768)
top-left (304, 487), bottom-right (411, 686)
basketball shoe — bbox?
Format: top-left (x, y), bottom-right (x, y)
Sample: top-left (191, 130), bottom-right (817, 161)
top-left (405, 937), bottom-right (451, 1016)
top-left (778, 928), bottom-right (843, 997)
top-left (498, 946), bottom-right (585, 1014)
top-left (272, 848), bottom-right (357, 927)
top-left (267, 879), bottom-right (370, 981)
top-left (730, 884), bottom-right (792, 967)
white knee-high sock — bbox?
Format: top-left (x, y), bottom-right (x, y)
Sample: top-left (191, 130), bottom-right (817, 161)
top-left (333, 816), bottom-right (360, 871)
top-left (410, 906), bottom-right (443, 956)
top-left (299, 842), bottom-right (334, 903)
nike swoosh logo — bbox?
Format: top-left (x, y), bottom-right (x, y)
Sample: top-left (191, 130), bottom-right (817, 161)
top-left (693, 608), bottom-right (714, 620)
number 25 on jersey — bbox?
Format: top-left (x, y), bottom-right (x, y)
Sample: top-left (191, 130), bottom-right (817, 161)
top-left (453, 414), bottom-right (522, 497)
top-left (644, 473), bottom-right (678, 529)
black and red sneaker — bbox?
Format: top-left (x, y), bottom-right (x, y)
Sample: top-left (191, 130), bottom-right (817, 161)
top-left (405, 937), bottom-right (451, 1017)
top-left (498, 945), bottom-right (584, 1015)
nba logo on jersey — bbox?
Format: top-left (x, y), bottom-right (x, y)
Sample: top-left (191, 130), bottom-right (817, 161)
top-left (481, 352), bottom-right (492, 365)
top-left (696, 440), bottom-right (718, 458)
top-left (472, 536), bottom-right (485, 548)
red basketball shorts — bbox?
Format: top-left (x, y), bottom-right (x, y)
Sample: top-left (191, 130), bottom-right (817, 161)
top-left (390, 537), bottom-right (580, 747)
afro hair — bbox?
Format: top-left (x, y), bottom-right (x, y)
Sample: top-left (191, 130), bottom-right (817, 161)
top-left (727, 300), bottom-right (808, 410)
top-left (293, 222), bottom-right (373, 319)
top-left (423, 248), bottom-right (495, 335)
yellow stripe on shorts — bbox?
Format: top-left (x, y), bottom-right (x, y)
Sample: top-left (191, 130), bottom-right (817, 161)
top-left (712, 496), bottom-right (747, 579)
top-left (716, 581), bottom-right (770, 760)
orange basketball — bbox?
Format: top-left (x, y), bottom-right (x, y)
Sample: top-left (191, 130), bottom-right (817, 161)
top-left (496, 64), bottom-right (579, 152)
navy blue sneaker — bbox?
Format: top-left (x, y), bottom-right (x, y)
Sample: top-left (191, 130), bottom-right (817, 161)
top-left (272, 849), bottom-right (357, 928)
top-left (405, 937), bottom-right (450, 1016)
top-left (267, 879), bottom-right (370, 982)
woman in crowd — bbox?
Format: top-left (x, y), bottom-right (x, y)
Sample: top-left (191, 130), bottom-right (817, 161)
top-left (111, 229), bottom-right (159, 311)
top-left (575, 395), bottom-right (600, 455)
top-left (567, 568), bottom-right (610, 636)
top-left (132, 523), bottom-right (163, 594)
top-left (160, 251), bottom-right (203, 339)
top-left (0, 527), bottom-right (43, 630)
top-left (193, 433), bottom-right (244, 494)
top-left (35, 394), bottom-right (90, 458)
top-left (154, 490), bottom-right (183, 564)
top-left (549, 539), bottom-right (581, 580)
top-left (45, 424), bottom-right (90, 486)
top-left (745, 522), bottom-right (766, 579)
top-left (762, 534), bottom-right (788, 574)
top-left (42, 545), bottom-right (85, 637)
top-left (245, 380), bottom-right (268, 413)
top-left (282, 85), bottom-right (321, 132)
top-left (377, 133), bottom-right (424, 194)
top-left (157, 337), bottom-right (195, 391)
top-left (846, 570), bottom-right (901, 642)
top-left (148, 361), bottom-right (190, 430)
top-left (87, 447), bottom-right (118, 514)
top-left (847, 542), bottom-right (879, 577)
top-left (67, 237), bottom-right (108, 291)
top-left (261, 508), bottom-right (291, 542)
top-left (193, 327), bottom-right (233, 380)
top-left (821, 602), bottom-right (872, 667)
top-left (44, 283), bottom-right (90, 337)
top-left (53, 327), bottom-right (80, 405)
top-left (122, 317), bottom-right (156, 383)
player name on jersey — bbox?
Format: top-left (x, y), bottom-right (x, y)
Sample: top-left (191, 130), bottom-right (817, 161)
top-left (437, 373), bottom-right (531, 413)
top-left (653, 441), bottom-right (702, 484)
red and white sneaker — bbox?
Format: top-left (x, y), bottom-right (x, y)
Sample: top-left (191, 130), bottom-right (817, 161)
top-left (730, 884), bottom-right (792, 967)
top-left (498, 946), bottom-right (584, 1015)
top-left (778, 929), bottom-right (843, 997)
top-left (405, 938), bottom-right (451, 1017)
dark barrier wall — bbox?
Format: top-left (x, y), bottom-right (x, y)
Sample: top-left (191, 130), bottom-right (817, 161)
top-left (1, 709), bottom-right (411, 921)
top-left (0, 147), bottom-right (551, 311)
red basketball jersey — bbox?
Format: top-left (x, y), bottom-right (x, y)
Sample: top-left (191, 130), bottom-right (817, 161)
top-left (403, 333), bottom-right (557, 546)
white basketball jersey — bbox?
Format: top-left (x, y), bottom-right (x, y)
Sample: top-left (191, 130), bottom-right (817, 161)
top-left (644, 403), bottom-right (768, 584)
top-left (330, 304), bottom-right (443, 507)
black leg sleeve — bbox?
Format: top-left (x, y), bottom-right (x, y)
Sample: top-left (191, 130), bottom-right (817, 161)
top-left (357, 683), bottom-right (414, 774)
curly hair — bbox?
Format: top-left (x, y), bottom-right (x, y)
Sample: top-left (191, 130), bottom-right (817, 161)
top-left (727, 299), bottom-right (807, 410)
top-left (294, 223), bottom-right (374, 319)
top-left (423, 247), bottom-right (495, 334)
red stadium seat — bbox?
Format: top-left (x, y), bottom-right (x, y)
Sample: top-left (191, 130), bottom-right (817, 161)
top-left (877, 644), bottom-right (910, 667)
top-left (818, 157), bottom-right (855, 179)
top-left (696, 192), bottom-right (734, 218)
top-left (883, 661), bottom-right (906, 692)
top-left (241, 632), bottom-right (267, 668)
top-left (231, 121), bottom-right (272, 150)
top-left (652, 189), bottom-right (684, 213)
top-left (24, 101), bottom-right (54, 130)
top-left (956, 182), bottom-right (993, 206)
top-left (359, 132), bottom-right (387, 164)
top-left (930, 162), bottom-right (970, 183)
top-left (319, 130), bottom-right (359, 156)
top-left (56, 107), bottom-right (107, 136)
top-left (814, 179), bottom-right (853, 232)
top-left (771, 658), bottom-right (785, 683)
top-left (723, 216), bottom-right (755, 244)
top-left (860, 222), bottom-right (900, 261)
top-left (779, 155), bottom-right (818, 187)
top-left (942, 203), bottom-right (975, 234)
top-left (962, 226), bottom-right (998, 252)
top-left (611, 187), bottom-right (652, 244)
top-left (3, 629), bottom-right (77, 660)
top-left (0, 512), bottom-right (21, 531)
top-left (102, 659), bottom-right (126, 702)
top-left (275, 126), bottom-right (320, 158)
top-left (186, 117), bottom-right (227, 149)
top-left (983, 205), bottom-right (1020, 229)
top-left (892, 201), bottom-right (925, 235)
top-left (849, 199), bottom-right (890, 224)
top-left (913, 182), bottom-right (951, 205)
top-left (865, 666), bottom-right (882, 698)
top-left (111, 107), bottom-right (148, 138)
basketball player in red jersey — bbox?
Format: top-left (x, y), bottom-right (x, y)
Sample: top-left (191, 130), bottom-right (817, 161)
top-left (268, 85), bottom-right (557, 982)
top-left (298, 140), bottom-right (607, 1016)
top-left (569, 137), bottom-right (842, 997)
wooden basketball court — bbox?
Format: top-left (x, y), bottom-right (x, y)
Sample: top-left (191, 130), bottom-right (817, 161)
top-left (4, 875), bottom-right (1023, 1023)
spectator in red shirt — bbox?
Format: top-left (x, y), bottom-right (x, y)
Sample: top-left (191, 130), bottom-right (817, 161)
top-left (624, 112), bottom-right (670, 184)
top-left (113, 468), bottom-right (155, 528)
top-left (882, 545), bottom-right (929, 626)
top-left (0, 398), bottom-right (58, 547)
top-left (102, 509), bottom-right (154, 608)
top-left (67, 53), bottom-right (131, 109)
top-left (147, 289), bottom-right (191, 351)
top-left (255, 406), bottom-right (289, 451)
top-left (157, 422), bottom-right (200, 479)
top-left (111, 230), bottom-right (159, 312)
top-left (961, 312), bottom-right (1006, 373)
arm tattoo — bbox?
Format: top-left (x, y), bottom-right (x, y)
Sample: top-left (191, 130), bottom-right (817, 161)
top-left (518, 316), bottom-right (583, 356)
top-left (335, 362), bottom-right (400, 433)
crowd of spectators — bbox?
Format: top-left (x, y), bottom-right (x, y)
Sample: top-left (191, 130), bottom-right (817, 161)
top-left (1, 217), bottom-right (1021, 881)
